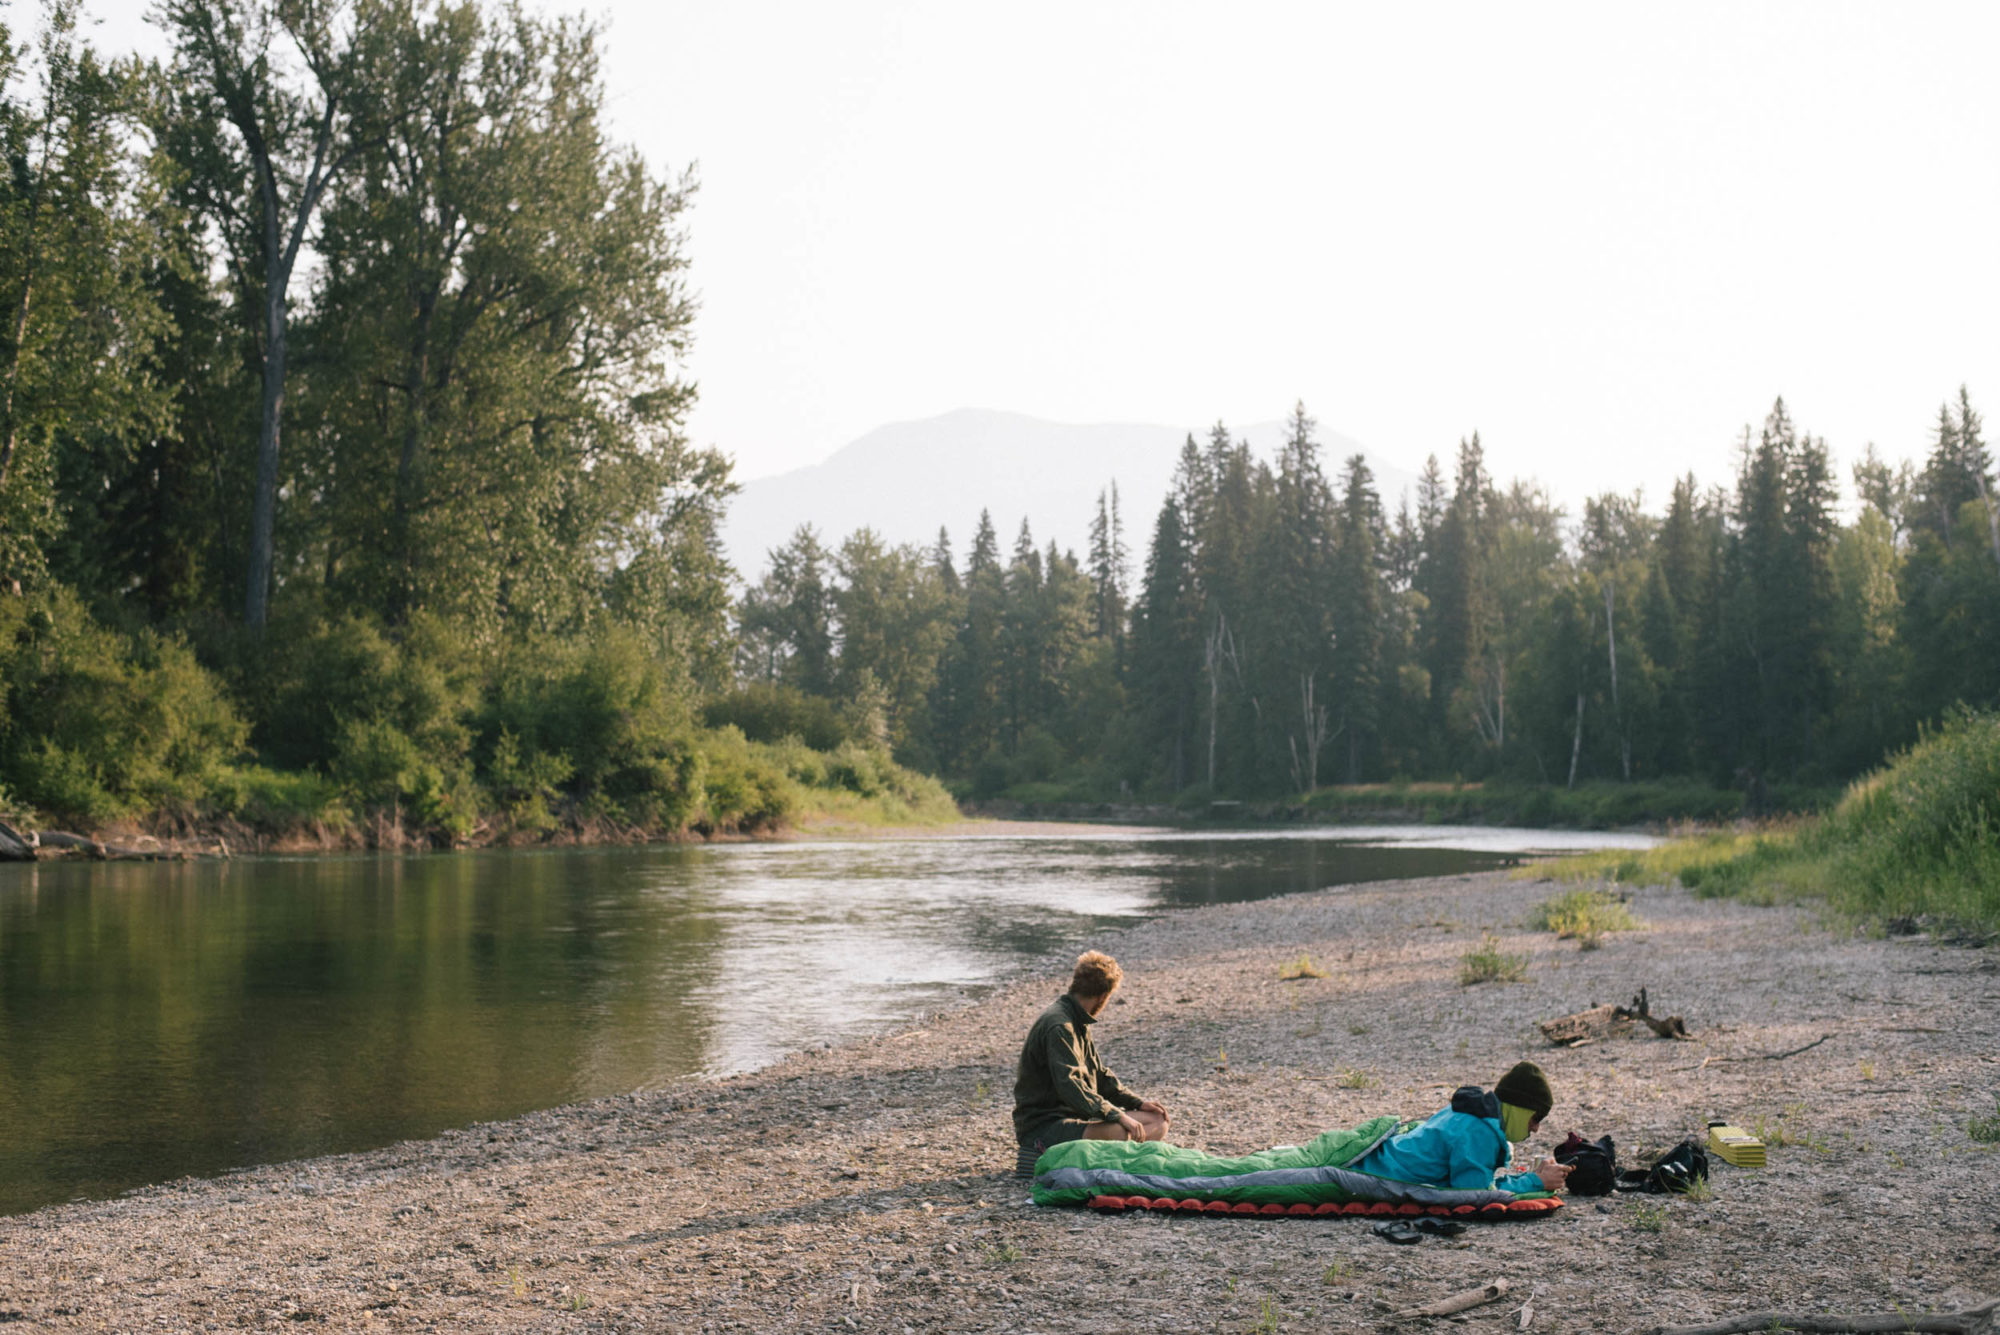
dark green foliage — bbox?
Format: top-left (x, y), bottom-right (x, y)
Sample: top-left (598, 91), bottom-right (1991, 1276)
top-left (703, 682), bottom-right (851, 752)
top-left (0, 589), bottom-right (247, 822)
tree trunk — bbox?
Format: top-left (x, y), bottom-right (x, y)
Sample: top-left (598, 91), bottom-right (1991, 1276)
top-left (244, 280), bottom-right (288, 629)
top-left (1604, 578), bottom-right (1630, 780)
top-left (390, 290), bottom-right (437, 622)
top-left (1204, 615), bottom-right (1226, 788)
top-left (1567, 689), bottom-right (1585, 789)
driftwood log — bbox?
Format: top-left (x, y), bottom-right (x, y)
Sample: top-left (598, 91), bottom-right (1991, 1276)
top-left (1392, 1279), bottom-right (1511, 1320)
top-left (0, 819), bottom-right (34, 861)
top-left (0, 822), bottom-right (223, 862)
top-left (1650, 1295), bottom-right (1997, 1335)
top-left (1540, 988), bottom-right (1690, 1046)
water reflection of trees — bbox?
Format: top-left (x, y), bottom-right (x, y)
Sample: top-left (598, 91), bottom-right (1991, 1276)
top-left (0, 849), bottom-right (727, 1214)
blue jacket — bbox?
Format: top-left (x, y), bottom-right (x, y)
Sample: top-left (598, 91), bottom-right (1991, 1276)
top-left (1352, 1087), bottom-right (1546, 1194)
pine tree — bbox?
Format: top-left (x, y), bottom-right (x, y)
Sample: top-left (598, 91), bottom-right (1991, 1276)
top-left (1328, 455), bottom-right (1386, 780)
top-left (951, 510), bottom-right (1005, 765)
top-left (1086, 486), bottom-right (1123, 642)
top-left (1421, 436), bottom-right (1490, 760)
top-left (1129, 496), bottom-right (1200, 789)
top-left (736, 525), bottom-right (834, 692)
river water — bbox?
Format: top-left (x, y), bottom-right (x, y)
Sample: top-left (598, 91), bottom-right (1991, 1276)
top-left (0, 824), bottom-right (1653, 1216)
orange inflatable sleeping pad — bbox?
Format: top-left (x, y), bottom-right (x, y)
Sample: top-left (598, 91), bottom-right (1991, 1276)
top-left (1084, 1195), bottom-right (1563, 1218)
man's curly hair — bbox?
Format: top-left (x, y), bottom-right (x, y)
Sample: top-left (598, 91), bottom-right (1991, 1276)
top-left (1070, 950), bottom-right (1124, 999)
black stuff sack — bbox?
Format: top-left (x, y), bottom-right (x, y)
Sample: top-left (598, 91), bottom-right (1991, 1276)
top-left (1616, 1138), bottom-right (1710, 1195)
top-left (1552, 1131), bottom-right (1617, 1197)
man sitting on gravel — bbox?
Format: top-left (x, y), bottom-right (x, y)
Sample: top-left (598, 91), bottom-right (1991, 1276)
top-left (1012, 950), bottom-right (1171, 1177)
top-left (1350, 1061), bottom-right (1572, 1194)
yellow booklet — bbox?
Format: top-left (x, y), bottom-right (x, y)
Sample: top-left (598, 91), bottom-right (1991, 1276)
top-left (1707, 1122), bottom-right (1766, 1168)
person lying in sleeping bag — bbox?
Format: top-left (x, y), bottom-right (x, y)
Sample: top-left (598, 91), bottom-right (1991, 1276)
top-left (1351, 1061), bottom-right (1572, 1194)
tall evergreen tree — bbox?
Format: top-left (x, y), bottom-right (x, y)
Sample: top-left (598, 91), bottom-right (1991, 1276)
top-left (1328, 455), bottom-right (1385, 781)
top-left (1128, 497), bottom-right (1200, 789)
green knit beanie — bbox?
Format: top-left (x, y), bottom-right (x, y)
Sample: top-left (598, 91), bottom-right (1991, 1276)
top-left (1495, 1061), bottom-right (1554, 1118)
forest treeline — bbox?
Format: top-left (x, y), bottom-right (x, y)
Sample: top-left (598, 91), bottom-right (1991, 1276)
top-left (3, 1), bottom-right (1996, 841)
top-left (0, 0), bottom-right (949, 839)
top-left (733, 395), bottom-right (2000, 807)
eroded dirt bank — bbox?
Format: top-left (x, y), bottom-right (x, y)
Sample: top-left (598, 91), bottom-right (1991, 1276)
top-left (3, 870), bottom-right (1996, 1333)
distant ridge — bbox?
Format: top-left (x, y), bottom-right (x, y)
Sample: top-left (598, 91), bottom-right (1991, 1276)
top-left (720, 408), bottom-right (1419, 578)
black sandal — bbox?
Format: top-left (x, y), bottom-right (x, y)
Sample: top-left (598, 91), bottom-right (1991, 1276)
top-left (1413, 1217), bottom-right (1468, 1237)
top-left (1371, 1220), bottom-right (1423, 1244)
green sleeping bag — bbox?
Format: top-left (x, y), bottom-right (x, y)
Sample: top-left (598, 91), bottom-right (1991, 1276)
top-left (1031, 1116), bottom-right (1545, 1210)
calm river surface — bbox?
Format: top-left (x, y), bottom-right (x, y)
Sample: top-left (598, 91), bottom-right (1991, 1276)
top-left (0, 824), bottom-right (1654, 1215)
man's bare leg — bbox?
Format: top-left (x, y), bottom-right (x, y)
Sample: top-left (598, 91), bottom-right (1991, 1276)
top-left (1081, 1108), bottom-right (1170, 1142)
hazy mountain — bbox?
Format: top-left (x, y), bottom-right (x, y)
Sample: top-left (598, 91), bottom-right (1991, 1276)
top-left (721, 408), bottom-right (1420, 578)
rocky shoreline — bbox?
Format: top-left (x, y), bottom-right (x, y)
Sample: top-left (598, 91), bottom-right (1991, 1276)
top-left (3, 868), bottom-right (1996, 1333)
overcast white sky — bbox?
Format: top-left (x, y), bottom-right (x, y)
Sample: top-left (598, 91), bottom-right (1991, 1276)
top-left (77, 0), bottom-right (2000, 504)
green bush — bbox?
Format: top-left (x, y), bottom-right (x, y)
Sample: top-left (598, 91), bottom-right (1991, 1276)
top-left (695, 726), bottom-right (800, 832)
top-left (0, 589), bottom-right (247, 823)
top-left (702, 683), bottom-right (851, 751)
top-left (209, 765), bottom-right (354, 834)
top-left (483, 626), bottom-right (691, 812)
top-left (253, 611), bottom-right (480, 795)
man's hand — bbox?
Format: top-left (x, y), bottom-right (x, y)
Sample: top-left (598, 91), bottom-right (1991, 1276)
top-left (1533, 1159), bottom-right (1572, 1192)
top-left (1138, 1099), bottom-right (1170, 1124)
top-left (1117, 1112), bottom-right (1145, 1141)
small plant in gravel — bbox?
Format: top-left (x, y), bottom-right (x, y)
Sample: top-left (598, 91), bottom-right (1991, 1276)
top-left (1681, 1176), bottom-right (1714, 1204)
top-left (1966, 1096), bottom-right (2000, 1143)
top-left (1458, 935), bottom-right (1528, 985)
top-left (509, 1268), bottom-right (527, 1299)
top-left (970, 1080), bottom-right (989, 1108)
top-left (1335, 1067), bottom-right (1377, 1089)
top-left (1754, 1103), bottom-right (1812, 1148)
top-left (1529, 888), bottom-right (1642, 947)
top-left (1322, 1258), bottom-right (1354, 1285)
top-left (1348, 1022), bottom-right (1370, 1036)
top-left (1631, 1202), bottom-right (1668, 1233)
top-left (1251, 1296), bottom-right (1280, 1333)
top-left (990, 1242), bottom-right (1023, 1264)
top-left (1279, 953), bottom-right (1330, 980)
top-left (1858, 1060), bottom-right (1877, 1082)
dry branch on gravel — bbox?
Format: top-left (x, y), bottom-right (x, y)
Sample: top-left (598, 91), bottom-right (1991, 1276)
top-left (1392, 1279), bottom-right (1512, 1320)
top-left (1540, 987), bottom-right (1690, 1045)
top-left (1649, 1296), bottom-right (1997, 1335)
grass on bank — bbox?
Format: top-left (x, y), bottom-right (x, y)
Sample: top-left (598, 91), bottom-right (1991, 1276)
top-left (1536, 710), bottom-right (2000, 934)
top-left (973, 773), bottom-right (1840, 830)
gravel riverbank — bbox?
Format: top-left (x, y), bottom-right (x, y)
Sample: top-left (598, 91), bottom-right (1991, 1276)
top-left (4, 868), bottom-right (1996, 1333)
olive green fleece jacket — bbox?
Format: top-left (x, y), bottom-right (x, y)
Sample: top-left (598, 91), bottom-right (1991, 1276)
top-left (1012, 993), bottom-right (1144, 1144)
